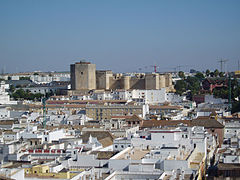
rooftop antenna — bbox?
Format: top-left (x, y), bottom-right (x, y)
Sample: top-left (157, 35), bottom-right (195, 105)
top-left (151, 64), bottom-right (159, 73)
top-left (173, 65), bottom-right (182, 73)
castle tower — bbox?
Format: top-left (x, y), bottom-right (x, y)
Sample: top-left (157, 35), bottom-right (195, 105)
top-left (70, 62), bottom-right (96, 90)
top-left (123, 76), bottom-right (130, 90)
top-left (145, 73), bottom-right (160, 90)
top-left (159, 75), bottom-right (166, 88)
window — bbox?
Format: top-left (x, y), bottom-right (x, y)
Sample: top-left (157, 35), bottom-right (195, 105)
top-left (81, 72), bottom-right (83, 75)
top-left (162, 136), bottom-right (164, 139)
top-left (121, 145), bottom-right (124, 148)
top-left (115, 145), bottom-right (118, 148)
top-left (185, 135), bottom-right (188, 138)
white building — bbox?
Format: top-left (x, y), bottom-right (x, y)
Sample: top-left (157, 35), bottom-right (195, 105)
top-left (42, 129), bottom-right (66, 143)
top-left (0, 81), bottom-right (10, 104)
top-left (30, 73), bottom-right (70, 84)
top-left (0, 107), bottom-right (10, 119)
top-left (113, 137), bottom-right (131, 151)
top-left (117, 89), bottom-right (167, 104)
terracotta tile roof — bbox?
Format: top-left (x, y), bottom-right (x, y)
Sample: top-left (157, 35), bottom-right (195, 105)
top-left (191, 118), bottom-right (224, 128)
top-left (46, 100), bottom-right (127, 104)
top-left (205, 78), bottom-right (227, 85)
top-left (218, 163), bottom-right (240, 170)
top-left (126, 115), bottom-right (143, 122)
top-left (81, 131), bottom-right (114, 144)
top-left (111, 116), bottom-right (132, 119)
top-left (0, 175), bottom-right (14, 180)
top-left (223, 117), bottom-right (240, 122)
top-left (199, 108), bottom-right (220, 112)
top-left (91, 151), bottom-right (116, 159)
top-left (141, 120), bottom-right (191, 128)
top-left (4, 130), bottom-right (17, 134)
top-left (0, 120), bottom-right (16, 125)
top-left (141, 118), bottom-right (224, 129)
top-left (29, 104), bottom-right (86, 108)
top-left (149, 105), bottom-right (181, 110)
top-left (98, 137), bottom-right (113, 147)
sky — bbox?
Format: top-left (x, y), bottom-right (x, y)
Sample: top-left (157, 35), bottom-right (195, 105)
top-left (0, 0), bottom-right (240, 73)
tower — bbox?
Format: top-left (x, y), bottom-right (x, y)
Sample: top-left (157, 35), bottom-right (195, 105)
top-left (70, 61), bottom-right (96, 90)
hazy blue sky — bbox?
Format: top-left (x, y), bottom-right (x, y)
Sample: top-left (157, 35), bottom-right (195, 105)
top-left (0, 0), bottom-right (239, 73)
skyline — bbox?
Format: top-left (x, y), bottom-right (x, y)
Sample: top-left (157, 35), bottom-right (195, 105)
top-left (0, 0), bottom-right (240, 73)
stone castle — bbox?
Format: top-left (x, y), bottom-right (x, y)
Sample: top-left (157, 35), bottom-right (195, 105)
top-left (70, 61), bottom-right (174, 92)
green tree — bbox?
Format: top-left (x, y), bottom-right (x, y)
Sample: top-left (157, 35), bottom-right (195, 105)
top-left (186, 76), bottom-right (201, 95)
top-left (210, 72), bottom-right (215, 77)
top-left (9, 85), bottom-right (15, 93)
top-left (175, 80), bottom-right (187, 95)
top-left (206, 69), bottom-right (210, 77)
top-left (19, 77), bottom-right (30, 80)
top-left (213, 87), bottom-right (229, 99)
top-left (12, 89), bottom-right (26, 100)
top-left (12, 88), bottom-right (44, 101)
top-left (195, 72), bottom-right (204, 80)
top-left (232, 101), bottom-right (240, 114)
top-left (214, 69), bottom-right (219, 77)
top-left (178, 71), bottom-right (185, 79)
top-left (219, 72), bottom-right (225, 77)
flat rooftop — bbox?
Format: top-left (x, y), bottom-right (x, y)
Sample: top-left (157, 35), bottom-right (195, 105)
top-left (116, 148), bottom-right (149, 160)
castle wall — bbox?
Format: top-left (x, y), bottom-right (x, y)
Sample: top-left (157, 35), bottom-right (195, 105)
top-left (129, 78), bottom-right (145, 89)
top-left (109, 77), bottom-right (121, 90)
top-left (71, 62), bottom-right (174, 91)
top-left (165, 73), bottom-right (172, 87)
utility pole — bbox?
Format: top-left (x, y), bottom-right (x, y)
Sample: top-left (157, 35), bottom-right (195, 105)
top-left (228, 74), bottom-right (232, 111)
top-left (42, 97), bottom-right (47, 128)
top-left (173, 65), bottom-right (182, 73)
top-left (218, 59), bottom-right (228, 72)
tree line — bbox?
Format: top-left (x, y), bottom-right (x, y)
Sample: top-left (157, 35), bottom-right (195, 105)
top-left (174, 69), bottom-right (240, 113)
